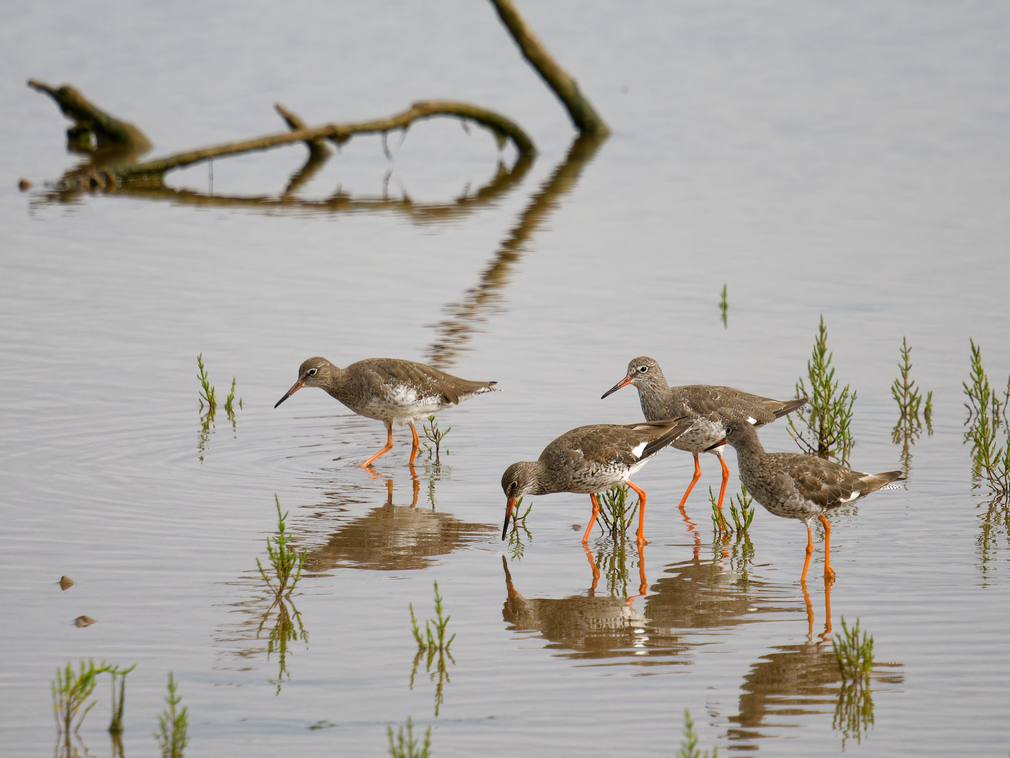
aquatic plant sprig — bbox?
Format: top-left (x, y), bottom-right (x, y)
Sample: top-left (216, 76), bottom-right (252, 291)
top-left (677, 708), bottom-right (718, 758)
top-left (409, 581), bottom-right (456, 716)
top-left (597, 484), bottom-right (639, 536)
top-left (963, 339), bottom-right (1010, 500)
top-left (788, 316), bottom-right (857, 464)
top-left (256, 496), bottom-right (307, 597)
top-left (107, 663), bottom-right (137, 734)
top-left (421, 415), bottom-right (451, 464)
top-left (155, 672), bottom-right (189, 758)
top-left (197, 353), bottom-right (216, 415)
top-left (52, 659), bottom-right (106, 742)
top-left (387, 716), bottom-right (431, 758)
top-left (719, 284), bottom-right (728, 328)
top-left (832, 617), bottom-right (874, 682)
top-left (504, 496), bottom-right (533, 558)
top-left (891, 337), bottom-right (933, 437)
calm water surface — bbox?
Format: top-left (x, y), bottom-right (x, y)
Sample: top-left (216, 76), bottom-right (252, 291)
top-left (2, 2), bottom-right (1009, 756)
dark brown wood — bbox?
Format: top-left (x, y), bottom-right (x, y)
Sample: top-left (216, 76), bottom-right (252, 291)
top-left (488, 0), bottom-right (610, 137)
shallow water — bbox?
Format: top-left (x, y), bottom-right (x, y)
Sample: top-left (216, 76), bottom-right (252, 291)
top-left (3, 1), bottom-right (1010, 756)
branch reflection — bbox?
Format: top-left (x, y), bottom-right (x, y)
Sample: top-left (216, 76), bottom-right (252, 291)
top-left (425, 135), bottom-right (606, 369)
top-left (31, 148), bottom-right (534, 225)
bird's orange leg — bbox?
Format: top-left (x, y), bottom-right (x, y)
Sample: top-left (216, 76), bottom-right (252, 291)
top-left (407, 422), bottom-right (421, 467)
top-left (677, 453), bottom-right (703, 511)
top-left (361, 423), bottom-right (395, 467)
top-left (819, 514), bottom-right (835, 581)
top-left (627, 480), bottom-right (649, 545)
top-left (582, 493), bottom-right (602, 545)
top-left (716, 450), bottom-right (730, 514)
top-left (800, 522), bottom-right (814, 583)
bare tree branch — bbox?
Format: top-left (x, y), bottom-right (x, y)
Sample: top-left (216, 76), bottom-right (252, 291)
top-left (488, 0), bottom-right (610, 137)
top-left (124, 100), bottom-right (534, 179)
top-left (27, 79), bottom-right (151, 153)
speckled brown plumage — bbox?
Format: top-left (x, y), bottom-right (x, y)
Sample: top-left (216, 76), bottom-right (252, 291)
top-left (602, 356), bottom-right (806, 517)
top-left (500, 417), bottom-right (697, 545)
top-left (275, 356), bottom-right (497, 467)
top-left (724, 420), bottom-right (903, 581)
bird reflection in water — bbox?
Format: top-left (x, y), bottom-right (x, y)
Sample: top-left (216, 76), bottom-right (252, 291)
top-left (304, 477), bottom-right (495, 573)
top-left (727, 579), bottom-right (904, 750)
top-left (501, 549), bottom-right (692, 665)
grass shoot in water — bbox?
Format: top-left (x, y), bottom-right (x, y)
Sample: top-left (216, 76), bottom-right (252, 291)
top-left (832, 617), bottom-right (874, 682)
top-left (597, 484), bottom-right (639, 537)
top-left (421, 415), bottom-right (450, 464)
top-left (387, 716), bottom-right (431, 758)
top-left (788, 315), bottom-right (856, 464)
top-left (155, 672), bottom-right (189, 758)
top-left (676, 708), bottom-right (718, 758)
top-left (409, 581), bottom-right (456, 716)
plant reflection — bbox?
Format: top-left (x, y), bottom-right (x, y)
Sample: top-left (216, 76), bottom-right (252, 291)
top-left (408, 581), bottom-right (456, 717)
top-left (424, 135), bottom-right (606, 370)
top-left (727, 581), bottom-right (904, 750)
top-left (255, 499), bottom-right (309, 695)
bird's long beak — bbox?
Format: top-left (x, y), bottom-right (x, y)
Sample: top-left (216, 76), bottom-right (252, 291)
top-left (502, 497), bottom-right (517, 540)
top-left (274, 379), bottom-right (304, 408)
top-left (601, 375), bottom-right (633, 400)
top-left (705, 437), bottom-right (727, 452)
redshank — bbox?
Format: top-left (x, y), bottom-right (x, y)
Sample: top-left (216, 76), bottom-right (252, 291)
top-left (722, 420), bottom-right (903, 581)
top-left (500, 417), bottom-right (697, 545)
top-left (601, 356), bottom-right (806, 517)
top-left (275, 357), bottom-right (498, 467)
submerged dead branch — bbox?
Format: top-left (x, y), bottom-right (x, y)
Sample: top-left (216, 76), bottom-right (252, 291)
top-left (425, 134), bottom-right (604, 369)
top-left (127, 100), bottom-right (534, 180)
top-left (489, 0), bottom-right (610, 137)
top-left (28, 80), bottom-right (536, 192)
top-left (27, 79), bottom-right (151, 154)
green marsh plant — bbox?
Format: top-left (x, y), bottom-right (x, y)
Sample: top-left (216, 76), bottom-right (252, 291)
top-left (155, 672), bottom-right (189, 758)
top-left (676, 708), bottom-right (718, 758)
top-left (421, 415), bottom-right (450, 464)
top-left (707, 484), bottom-right (754, 537)
top-left (963, 340), bottom-right (1010, 500)
top-left (832, 617), bottom-right (874, 683)
top-left (719, 284), bottom-right (728, 328)
top-left (597, 484), bottom-right (639, 537)
top-left (891, 337), bottom-right (933, 473)
top-left (788, 316), bottom-right (856, 464)
top-left (257, 496), bottom-right (308, 597)
top-left (52, 659), bottom-right (105, 747)
top-left (256, 497), bottom-right (309, 693)
top-left (387, 716), bottom-right (431, 758)
top-left (197, 353), bottom-right (217, 415)
top-left (504, 496), bottom-right (532, 559)
top-left (107, 663), bottom-right (137, 734)
top-left (196, 354), bottom-right (242, 461)
top-left (409, 581), bottom-right (456, 716)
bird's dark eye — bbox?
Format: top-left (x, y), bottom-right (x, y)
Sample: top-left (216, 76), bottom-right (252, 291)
top-left (307, 368), bottom-right (318, 376)
top-left (638, 365), bottom-right (648, 373)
